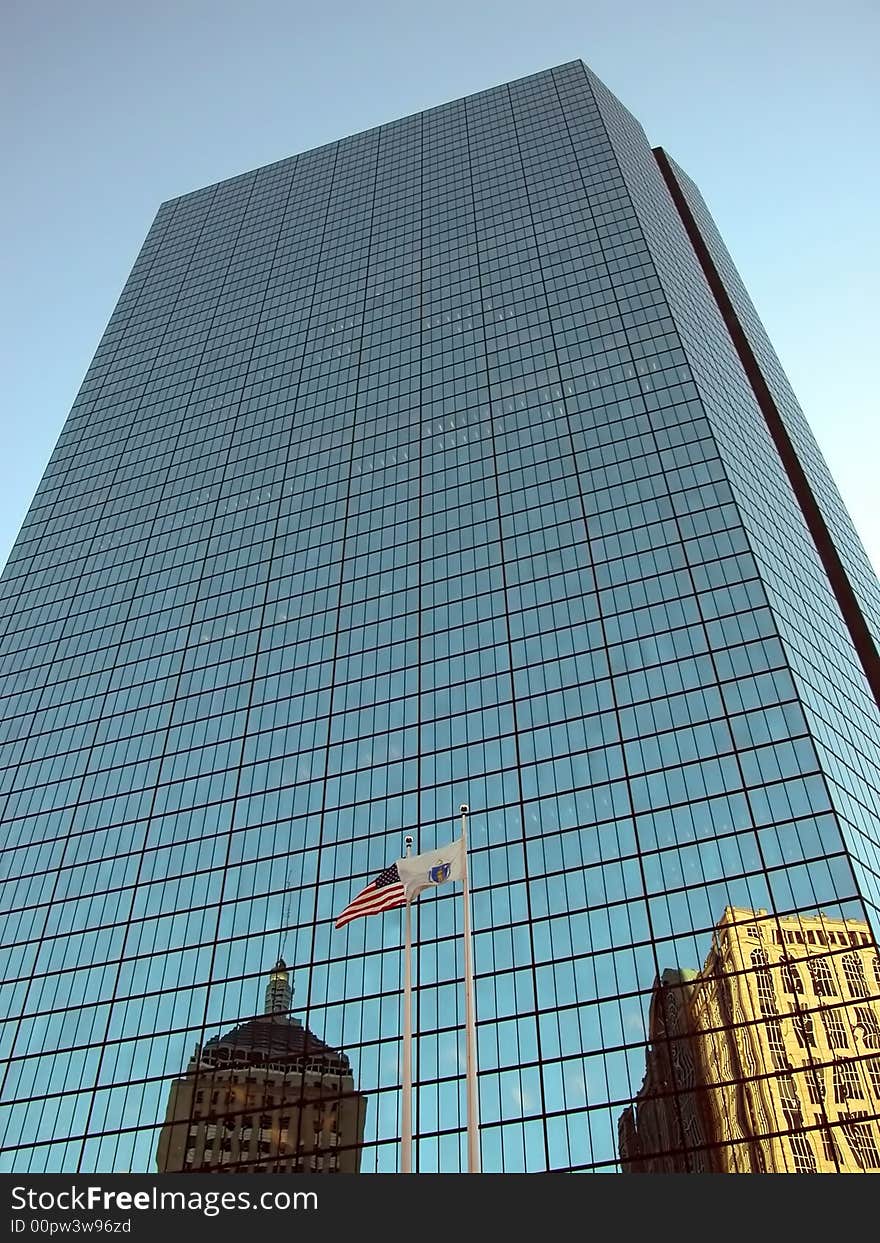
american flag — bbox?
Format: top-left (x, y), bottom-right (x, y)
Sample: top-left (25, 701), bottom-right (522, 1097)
top-left (334, 862), bottom-right (407, 929)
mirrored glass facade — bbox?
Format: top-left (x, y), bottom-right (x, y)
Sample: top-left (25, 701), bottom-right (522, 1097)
top-left (2, 60), bottom-right (880, 1174)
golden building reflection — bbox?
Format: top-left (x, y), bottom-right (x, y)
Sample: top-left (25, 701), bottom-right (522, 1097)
top-left (620, 907), bottom-right (880, 1172)
top-left (157, 959), bottom-right (366, 1173)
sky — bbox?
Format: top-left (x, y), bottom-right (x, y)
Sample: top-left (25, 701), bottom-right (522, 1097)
top-left (1, 0), bottom-right (878, 576)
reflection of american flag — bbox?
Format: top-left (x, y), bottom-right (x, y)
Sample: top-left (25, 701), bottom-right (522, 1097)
top-left (335, 863), bottom-right (407, 929)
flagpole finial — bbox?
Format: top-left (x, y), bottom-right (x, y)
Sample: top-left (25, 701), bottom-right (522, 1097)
top-left (460, 803), bottom-right (469, 814)
top-left (404, 834), bottom-right (414, 857)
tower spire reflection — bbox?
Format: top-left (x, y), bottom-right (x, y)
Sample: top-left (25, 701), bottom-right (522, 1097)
top-left (157, 959), bottom-right (366, 1173)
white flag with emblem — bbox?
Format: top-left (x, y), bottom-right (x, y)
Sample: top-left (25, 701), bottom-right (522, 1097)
top-left (396, 837), bottom-right (465, 898)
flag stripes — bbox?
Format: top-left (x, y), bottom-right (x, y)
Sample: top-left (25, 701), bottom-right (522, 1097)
top-left (334, 863), bottom-right (407, 929)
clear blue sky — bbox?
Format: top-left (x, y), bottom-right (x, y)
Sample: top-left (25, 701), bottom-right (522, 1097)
top-left (1, 0), bottom-right (877, 574)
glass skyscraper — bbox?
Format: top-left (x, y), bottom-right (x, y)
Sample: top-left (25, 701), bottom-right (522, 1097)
top-left (2, 60), bottom-right (880, 1175)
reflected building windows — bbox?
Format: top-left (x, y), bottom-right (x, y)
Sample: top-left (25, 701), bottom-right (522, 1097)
top-left (842, 954), bottom-right (871, 1000)
top-left (765, 1019), bottom-right (788, 1069)
top-left (808, 957), bottom-right (837, 997)
top-left (832, 1061), bottom-right (864, 1106)
top-left (0, 58), bottom-right (879, 1176)
top-left (822, 1009), bottom-right (849, 1052)
top-left (620, 908), bottom-right (880, 1173)
top-left (855, 1007), bottom-right (880, 1050)
top-left (792, 1012), bottom-right (815, 1050)
top-left (842, 1120), bottom-right (880, 1171)
top-left (751, 948), bottom-right (778, 1016)
top-left (788, 1131), bottom-right (817, 1174)
top-left (780, 957), bottom-right (804, 995)
top-left (156, 959), bottom-right (366, 1174)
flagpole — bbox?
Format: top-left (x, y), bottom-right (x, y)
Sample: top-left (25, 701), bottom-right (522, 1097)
top-left (401, 836), bottom-right (414, 1174)
top-left (459, 803), bottom-right (481, 1173)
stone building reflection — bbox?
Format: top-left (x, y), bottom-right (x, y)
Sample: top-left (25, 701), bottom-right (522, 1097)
top-left (620, 907), bottom-right (880, 1172)
top-left (157, 959), bottom-right (366, 1173)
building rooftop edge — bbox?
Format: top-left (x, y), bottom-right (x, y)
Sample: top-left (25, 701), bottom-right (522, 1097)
top-left (156, 59), bottom-right (591, 211)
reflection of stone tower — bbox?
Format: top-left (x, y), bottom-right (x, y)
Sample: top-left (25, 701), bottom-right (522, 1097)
top-left (619, 908), bottom-right (880, 1172)
top-left (157, 960), bottom-right (366, 1172)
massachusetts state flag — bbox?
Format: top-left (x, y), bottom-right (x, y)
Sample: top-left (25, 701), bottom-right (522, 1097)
top-left (397, 838), bottom-right (465, 897)
top-left (334, 863), bottom-right (407, 929)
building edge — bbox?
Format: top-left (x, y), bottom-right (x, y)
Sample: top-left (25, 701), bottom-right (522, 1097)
top-left (652, 145), bottom-right (880, 714)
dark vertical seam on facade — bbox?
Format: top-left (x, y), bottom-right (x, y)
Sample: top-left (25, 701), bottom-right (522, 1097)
top-left (652, 146), bottom-right (880, 717)
top-left (581, 67), bottom-right (853, 1173)
top-left (570, 62), bottom-right (797, 1173)
top-left (652, 136), bottom-right (874, 971)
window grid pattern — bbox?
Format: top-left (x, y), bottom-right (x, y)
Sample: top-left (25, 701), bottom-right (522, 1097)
top-left (1, 60), bottom-right (879, 1174)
